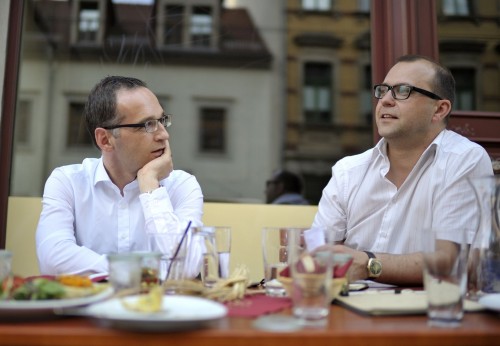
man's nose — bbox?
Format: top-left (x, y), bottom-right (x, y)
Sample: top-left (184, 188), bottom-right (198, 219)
top-left (155, 123), bottom-right (169, 140)
top-left (380, 90), bottom-right (396, 105)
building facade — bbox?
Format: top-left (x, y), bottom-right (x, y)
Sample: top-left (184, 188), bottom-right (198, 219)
top-left (12, 0), bottom-right (281, 203)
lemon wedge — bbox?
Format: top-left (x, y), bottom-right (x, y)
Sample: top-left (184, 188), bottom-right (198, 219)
top-left (121, 286), bottom-right (163, 313)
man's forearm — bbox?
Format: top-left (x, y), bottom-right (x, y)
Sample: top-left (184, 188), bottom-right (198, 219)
top-left (374, 252), bottom-right (424, 286)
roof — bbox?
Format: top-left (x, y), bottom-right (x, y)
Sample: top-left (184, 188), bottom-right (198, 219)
top-left (28, 1), bottom-right (272, 68)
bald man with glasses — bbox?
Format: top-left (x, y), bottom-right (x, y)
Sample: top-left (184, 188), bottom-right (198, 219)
top-left (305, 55), bottom-right (493, 286)
top-left (36, 76), bottom-right (203, 276)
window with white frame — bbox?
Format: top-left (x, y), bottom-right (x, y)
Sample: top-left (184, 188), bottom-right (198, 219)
top-left (450, 67), bottom-right (476, 110)
top-left (303, 62), bottom-right (332, 124)
top-left (442, 0), bottom-right (470, 16)
top-left (77, 1), bottom-right (100, 42)
top-left (67, 101), bottom-right (93, 148)
top-left (302, 0), bottom-right (331, 11)
top-left (159, 0), bottom-right (218, 49)
top-left (199, 107), bottom-right (227, 154)
top-left (191, 6), bottom-right (212, 47)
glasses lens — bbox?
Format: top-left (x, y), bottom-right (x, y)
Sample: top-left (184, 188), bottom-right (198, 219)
top-left (374, 85), bottom-right (388, 99)
top-left (161, 114), bottom-right (172, 128)
top-left (394, 85), bottom-right (411, 100)
top-left (144, 119), bottom-right (158, 133)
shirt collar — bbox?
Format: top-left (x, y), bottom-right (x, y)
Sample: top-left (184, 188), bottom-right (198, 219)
top-left (94, 157), bottom-right (111, 186)
top-left (372, 129), bottom-right (446, 160)
top-left (94, 158), bottom-right (140, 191)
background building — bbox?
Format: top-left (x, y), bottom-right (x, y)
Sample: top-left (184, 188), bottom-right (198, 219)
top-left (2, 0), bottom-right (500, 210)
top-left (11, 0), bottom-right (281, 203)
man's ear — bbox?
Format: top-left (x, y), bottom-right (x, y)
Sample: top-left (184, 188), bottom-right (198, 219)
top-left (432, 99), bottom-right (452, 123)
top-left (95, 128), bottom-right (114, 152)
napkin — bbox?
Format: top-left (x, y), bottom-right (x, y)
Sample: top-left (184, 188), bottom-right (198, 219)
top-left (225, 293), bottom-right (292, 318)
top-left (335, 290), bottom-right (484, 316)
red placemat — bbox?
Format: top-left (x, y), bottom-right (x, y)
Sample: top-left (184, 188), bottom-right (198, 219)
top-left (225, 293), bottom-right (292, 318)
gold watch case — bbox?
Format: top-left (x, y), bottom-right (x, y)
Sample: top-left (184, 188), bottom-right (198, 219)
top-left (367, 258), bottom-right (382, 278)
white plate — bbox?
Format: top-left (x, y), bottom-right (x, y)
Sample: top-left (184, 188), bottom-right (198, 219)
top-left (0, 285), bottom-right (113, 320)
top-left (81, 295), bottom-right (227, 332)
top-left (479, 294), bottom-right (500, 312)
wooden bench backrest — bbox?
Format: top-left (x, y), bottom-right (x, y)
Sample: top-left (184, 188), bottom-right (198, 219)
top-left (5, 197), bottom-right (318, 282)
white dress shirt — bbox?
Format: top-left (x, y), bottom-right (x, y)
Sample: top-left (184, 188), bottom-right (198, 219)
top-left (304, 130), bottom-right (494, 253)
top-left (36, 157), bottom-right (204, 276)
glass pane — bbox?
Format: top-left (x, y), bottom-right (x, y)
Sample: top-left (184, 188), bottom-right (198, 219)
top-left (302, 0), bottom-right (331, 11)
top-left (437, 0), bottom-right (500, 112)
top-left (14, 100), bottom-right (32, 146)
top-left (67, 102), bottom-right (93, 148)
top-left (303, 62), bottom-right (332, 123)
top-left (9, 0), bottom-right (373, 205)
top-left (303, 87), bottom-right (315, 110)
top-left (442, 0), bottom-right (469, 16)
top-left (191, 6), bottom-right (212, 47)
top-left (78, 1), bottom-right (99, 42)
top-left (317, 87), bottom-right (330, 111)
top-left (165, 5), bottom-right (184, 46)
top-left (199, 107), bottom-right (226, 153)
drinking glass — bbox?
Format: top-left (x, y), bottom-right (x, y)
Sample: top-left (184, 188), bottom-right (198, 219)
top-left (289, 227), bottom-right (334, 327)
top-left (261, 227), bottom-right (304, 297)
top-left (290, 250), bottom-right (333, 327)
top-left (467, 176), bottom-right (500, 300)
top-left (422, 228), bottom-right (469, 328)
top-left (132, 251), bottom-right (162, 290)
top-left (107, 253), bottom-right (142, 294)
top-left (0, 250), bottom-right (12, 283)
top-left (147, 232), bottom-right (188, 293)
top-left (191, 226), bottom-right (220, 287)
top-left (214, 226), bottom-right (231, 279)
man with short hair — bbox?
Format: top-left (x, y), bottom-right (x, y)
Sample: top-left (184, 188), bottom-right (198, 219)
top-left (305, 55), bottom-right (493, 285)
top-left (265, 170), bottom-right (309, 205)
top-left (36, 76), bottom-right (203, 275)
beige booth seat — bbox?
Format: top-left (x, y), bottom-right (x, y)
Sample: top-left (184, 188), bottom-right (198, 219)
top-left (5, 197), bottom-right (317, 283)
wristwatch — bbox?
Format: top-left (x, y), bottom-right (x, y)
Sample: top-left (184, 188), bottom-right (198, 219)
top-left (364, 251), bottom-right (382, 279)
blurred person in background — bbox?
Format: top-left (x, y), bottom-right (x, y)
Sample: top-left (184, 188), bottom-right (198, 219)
top-left (265, 169), bottom-right (309, 205)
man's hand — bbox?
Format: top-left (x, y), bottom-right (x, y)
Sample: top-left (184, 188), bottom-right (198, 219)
top-left (314, 244), bottom-right (369, 281)
top-left (314, 243), bottom-right (424, 285)
top-left (137, 141), bottom-right (173, 193)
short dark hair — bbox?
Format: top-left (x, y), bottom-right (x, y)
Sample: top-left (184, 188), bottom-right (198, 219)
top-left (84, 76), bottom-right (147, 148)
top-left (396, 54), bottom-right (456, 109)
top-left (274, 170), bottom-right (304, 194)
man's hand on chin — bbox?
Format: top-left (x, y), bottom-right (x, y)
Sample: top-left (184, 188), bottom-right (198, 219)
top-left (137, 141), bottom-right (173, 193)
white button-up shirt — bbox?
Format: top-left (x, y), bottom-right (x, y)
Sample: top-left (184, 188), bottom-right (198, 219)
top-left (305, 130), bottom-right (494, 252)
top-left (36, 158), bottom-right (203, 275)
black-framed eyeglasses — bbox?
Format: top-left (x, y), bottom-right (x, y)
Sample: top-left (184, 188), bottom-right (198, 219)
top-left (373, 84), bottom-right (443, 101)
top-left (102, 114), bottom-right (172, 133)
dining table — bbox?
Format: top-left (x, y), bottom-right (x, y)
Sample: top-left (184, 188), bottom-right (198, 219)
top-left (0, 296), bottom-right (499, 346)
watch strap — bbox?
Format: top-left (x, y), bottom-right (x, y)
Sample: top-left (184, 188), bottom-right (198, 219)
top-left (364, 251), bottom-right (376, 259)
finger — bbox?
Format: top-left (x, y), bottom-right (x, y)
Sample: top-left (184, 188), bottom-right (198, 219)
top-left (163, 140), bottom-right (171, 156)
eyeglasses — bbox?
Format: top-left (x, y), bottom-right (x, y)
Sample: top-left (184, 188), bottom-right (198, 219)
top-left (102, 114), bottom-right (172, 133)
top-left (373, 84), bottom-right (443, 101)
